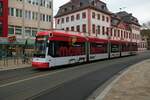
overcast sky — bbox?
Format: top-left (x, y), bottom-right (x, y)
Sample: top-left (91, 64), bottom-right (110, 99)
top-left (53, 0), bottom-right (150, 24)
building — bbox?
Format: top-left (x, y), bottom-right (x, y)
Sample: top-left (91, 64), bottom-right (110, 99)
top-left (138, 36), bottom-right (147, 51)
top-left (0, 0), bottom-right (8, 37)
top-left (0, 0), bottom-right (53, 57)
top-left (8, 0), bottom-right (53, 39)
top-left (55, 0), bottom-right (141, 49)
top-left (115, 11), bottom-right (141, 43)
top-left (111, 12), bottom-right (141, 43)
top-left (111, 13), bottom-right (131, 42)
top-left (141, 29), bottom-right (150, 50)
top-left (0, 0), bottom-right (53, 38)
top-left (55, 0), bottom-right (111, 39)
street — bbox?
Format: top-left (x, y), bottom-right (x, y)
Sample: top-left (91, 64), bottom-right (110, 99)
top-left (0, 51), bottom-right (150, 100)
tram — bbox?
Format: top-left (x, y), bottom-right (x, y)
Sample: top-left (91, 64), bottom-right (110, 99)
top-left (32, 30), bottom-right (138, 68)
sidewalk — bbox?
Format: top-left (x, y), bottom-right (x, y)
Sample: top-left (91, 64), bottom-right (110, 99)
top-left (95, 59), bottom-right (150, 100)
top-left (0, 58), bottom-right (31, 71)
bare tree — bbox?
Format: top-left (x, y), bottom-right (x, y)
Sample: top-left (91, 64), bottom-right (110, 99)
top-left (142, 21), bottom-right (150, 29)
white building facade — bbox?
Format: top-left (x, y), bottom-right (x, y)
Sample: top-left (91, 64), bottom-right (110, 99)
top-left (8, 0), bottom-right (53, 39)
top-left (55, 0), bottom-right (141, 48)
top-left (55, 0), bottom-right (111, 40)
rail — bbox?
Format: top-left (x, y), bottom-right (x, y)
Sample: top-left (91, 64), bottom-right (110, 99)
top-left (0, 55), bottom-right (32, 68)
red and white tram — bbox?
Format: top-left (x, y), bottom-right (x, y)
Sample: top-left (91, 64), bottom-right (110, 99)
top-left (32, 30), bottom-right (87, 68)
top-left (32, 30), bottom-right (138, 69)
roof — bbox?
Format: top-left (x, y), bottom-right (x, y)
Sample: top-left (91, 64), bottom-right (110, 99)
top-left (111, 12), bottom-right (140, 30)
top-left (116, 11), bottom-right (140, 26)
top-left (55, 0), bottom-right (111, 18)
top-left (36, 30), bottom-right (87, 42)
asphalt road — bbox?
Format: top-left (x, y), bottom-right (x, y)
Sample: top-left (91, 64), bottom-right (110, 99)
top-left (0, 51), bottom-right (150, 100)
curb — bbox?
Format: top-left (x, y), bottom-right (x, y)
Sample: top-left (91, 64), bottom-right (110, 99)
top-left (86, 60), bottom-right (146, 100)
top-left (0, 65), bottom-right (31, 72)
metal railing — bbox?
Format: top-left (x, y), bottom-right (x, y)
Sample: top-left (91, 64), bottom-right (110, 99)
top-left (0, 55), bottom-right (32, 68)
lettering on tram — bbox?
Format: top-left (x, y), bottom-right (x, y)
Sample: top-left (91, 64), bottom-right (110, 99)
top-left (48, 41), bottom-right (85, 57)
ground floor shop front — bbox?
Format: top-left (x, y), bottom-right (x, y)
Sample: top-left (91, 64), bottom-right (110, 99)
top-left (0, 37), bottom-right (35, 59)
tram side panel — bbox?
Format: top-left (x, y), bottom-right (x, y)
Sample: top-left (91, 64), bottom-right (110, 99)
top-left (130, 42), bottom-right (138, 55)
top-left (121, 42), bottom-right (131, 57)
top-left (47, 41), bottom-right (87, 67)
top-left (89, 42), bottom-right (109, 61)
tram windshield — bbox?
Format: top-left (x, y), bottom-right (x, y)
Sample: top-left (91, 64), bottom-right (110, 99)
top-left (34, 36), bottom-right (48, 58)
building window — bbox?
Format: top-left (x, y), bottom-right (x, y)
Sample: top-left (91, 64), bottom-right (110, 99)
top-left (71, 15), bottom-right (74, 21)
top-left (61, 18), bottom-right (64, 23)
top-left (66, 27), bottom-right (69, 31)
top-left (124, 32), bottom-right (126, 38)
top-left (10, 8), bottom-right (14, 16)
top-left (97, 14), bottom-right (100, 20)
top-left (49, 15), bottom-right (51, 22)
top-left (15, 26), bottom-right (22, 35)
top-left (66, 17), bottom-right (69, 22)
top-left (0, 2), bottom-right (3, 16)
top-left (114, 29), bottom-right (116, 37)
top-left (92, 12), bottom-right (95, 19)
top-left (106, 17), bottom-right (109, 22)
top-left (76, 25), bottom-right (80, 32)
top-left (8, 25), bottom-right (14, 35)
top-left (57, 19), bottom-right (60, 24)
top-left (43, 14), bottom-right (45, 21)
top-left (16, 9), bottom-right (22, 18)
top-left (25, 27), bottom-right (31, 36)
top-left (92, 24), bottom-right (95, 34)
top-left (35, 12), bottom-right (38, 20)
top-left (71, 26), bottom-right (74, 31)
top-left (102, 15), bottom-right (105, 21)
top-left (32, 28), bottom-right (37, 37)
top-left (97, 25), bottom-right (100, 34)
top-left (121, 30), bottom-right (123, 38)
top-left (32, 12), bottom-right (35, 20)
top-left (110, 28), bottom-right (112, 36)
top-left (16, 9), bottom-right (19, 17)
top-left (25, 10), bottom-right (32, 20)
top-left (82, 24), bottom-right (86, 33)
top-left (46, 15), bottom-right (49, 22)
top-left (0, 22), bottom-right (2, 36)
top-left (82, 12), bottom-right (86, 19)
top-left (106, 27), bottom-right (109, 35)
top-left (102, 26), bottom-right (105, 35)
top-left (118, 30), bottom-right (120, 37)
top-left (76, 14), bottom-right (80, 20)
top-left (126, 32), bottom-right (128, 38)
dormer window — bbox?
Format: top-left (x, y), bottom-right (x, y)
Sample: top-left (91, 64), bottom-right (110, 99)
top-left (71, 5), bottom-right (74, 10)
top-left (64, 8), bottom-right (67, 12)
top-left (101, 5), bottom-right (105, 10)
top-left (80, 2), bottom-right (83, 7)
top-left (91, 0), bottom-right (95, 6)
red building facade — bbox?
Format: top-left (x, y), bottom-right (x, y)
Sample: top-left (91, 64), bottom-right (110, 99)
top-left (0, 0), bottom-right (8, 37)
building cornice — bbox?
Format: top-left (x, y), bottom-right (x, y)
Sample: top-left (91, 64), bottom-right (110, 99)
top-left (55, 5), bottom-right (112, 18)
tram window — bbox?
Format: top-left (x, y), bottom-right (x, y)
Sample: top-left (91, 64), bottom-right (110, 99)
top-left (90, 43), bottom-right (107, 54)
top-left (122, 43), bottom-right (130, 52)
top-left (111, 44), bottom-right (120, 53)
top-left (48, 41), bottom-right (85, 57)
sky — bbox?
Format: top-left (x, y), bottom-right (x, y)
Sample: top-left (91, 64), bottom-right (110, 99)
top-left (53, 0), bottom-right (150, 24)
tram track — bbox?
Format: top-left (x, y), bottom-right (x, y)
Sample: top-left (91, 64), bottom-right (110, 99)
top-left (0, 52), bottom-right (149, 100)
top-left (0, 63), bottom-right (91, 88)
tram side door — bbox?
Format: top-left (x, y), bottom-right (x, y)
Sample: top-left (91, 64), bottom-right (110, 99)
top-left (85, 42), bottom-right (90, 62)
